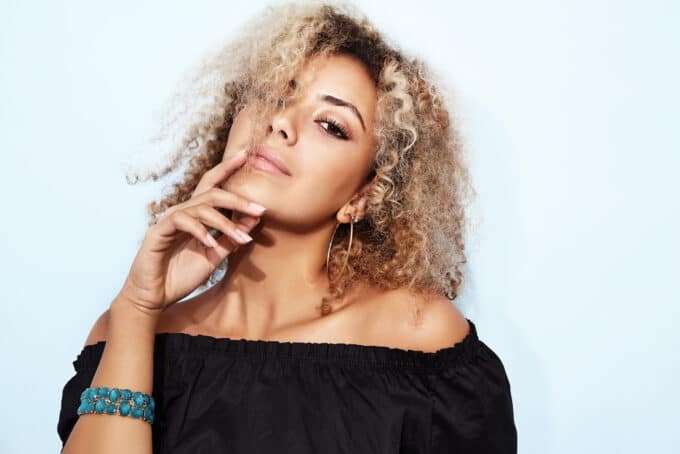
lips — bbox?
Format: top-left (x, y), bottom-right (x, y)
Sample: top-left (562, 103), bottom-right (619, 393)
top-left (250, 145), bottom-right (292, 176)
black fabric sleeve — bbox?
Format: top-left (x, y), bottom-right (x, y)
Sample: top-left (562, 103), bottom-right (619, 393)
top-left (56, 342), bottom-right (105, 450)
top-left (427, 340), bottom-right (517, 453)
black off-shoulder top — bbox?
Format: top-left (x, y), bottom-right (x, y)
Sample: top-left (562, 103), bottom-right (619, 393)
top-left (57, 318), bottom-right (517, 453)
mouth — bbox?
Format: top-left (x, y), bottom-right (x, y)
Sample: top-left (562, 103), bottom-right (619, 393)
top-left (247, 145), bottom-right (292, 176)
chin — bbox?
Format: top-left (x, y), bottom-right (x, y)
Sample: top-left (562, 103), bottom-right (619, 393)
top-left (222, 176), bottom-right (273, 210)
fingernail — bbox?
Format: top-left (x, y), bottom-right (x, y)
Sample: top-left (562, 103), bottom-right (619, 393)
top-left (234, 228), bottom-right (253, 243)
top-left (205, 232), bottom-right (218, 247)
top-left (248, 202), bottom-right (266, 213)
top-left (229, 148), bottom-right (246, 160)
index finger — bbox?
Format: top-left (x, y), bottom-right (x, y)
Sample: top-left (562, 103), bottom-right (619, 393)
top-left (194, 147), bottom-right (249, 195)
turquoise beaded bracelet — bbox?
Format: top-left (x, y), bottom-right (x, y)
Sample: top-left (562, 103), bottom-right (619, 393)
top-left (77, 386), bottom-right (155, 424)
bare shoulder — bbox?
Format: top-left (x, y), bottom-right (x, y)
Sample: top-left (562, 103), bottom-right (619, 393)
top-left (82, 299), bottom-right (197, 347)
top-left (367, 287), bottom-right (471, 353)
top-left (413, 292), bottom-right (470, 352)
top-left (83, 308), bottom-right (111, 347)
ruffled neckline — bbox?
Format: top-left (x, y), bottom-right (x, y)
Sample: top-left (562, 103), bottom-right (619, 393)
top-left (73, 318), bottom-right (482, 371)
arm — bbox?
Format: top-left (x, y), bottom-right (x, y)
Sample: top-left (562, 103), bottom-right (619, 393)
top-left (62, 295), bottom-right (159, 454)
top-left (60, 146), bottom-right (262, 453)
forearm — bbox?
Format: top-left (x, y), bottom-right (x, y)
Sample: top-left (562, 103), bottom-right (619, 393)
top-left (62, 296), bottom-right (159, 454)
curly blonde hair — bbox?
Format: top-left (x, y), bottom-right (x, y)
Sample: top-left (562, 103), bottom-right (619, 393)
top-left (125, 0), bottom-right (477, 315)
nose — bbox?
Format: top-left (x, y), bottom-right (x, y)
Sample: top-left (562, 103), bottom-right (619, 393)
top-left (269, 103), bottom-right (296, 143)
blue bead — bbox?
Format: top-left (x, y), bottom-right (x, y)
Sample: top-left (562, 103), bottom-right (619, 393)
top-left (130, 408), bottom-right (143, 419)
top-left (143, 407), bottom-right (154, 422)
top-left (96, 386), bottom-right (109, 397)
top-left (142, 394), bottom-right (150, 405)
top-left (87, 388), bottom-right (97, 400)
top-left (108, 388), bottom-right (120, 402)
top-left (106, 404), bottom-right (116, 414)
top-left (94, 399), bottom-right (106, 414)
top-left (77, 402), bottom-right (88, 414)
top-left (120, 389), bottom-right (132, 400)
top-left (119, 401), bottom-right (131, 416)
top-left (148, 398), bottom-right (155, 411)
top-left (132, 392), bottom-right (145, 407)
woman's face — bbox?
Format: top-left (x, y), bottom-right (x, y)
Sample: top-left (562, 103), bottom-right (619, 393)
top-left (221, 53), bottom-right (377, 227)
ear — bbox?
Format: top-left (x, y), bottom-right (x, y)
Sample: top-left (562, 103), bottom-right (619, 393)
top-left (336, 182), bottom-right (370, 223)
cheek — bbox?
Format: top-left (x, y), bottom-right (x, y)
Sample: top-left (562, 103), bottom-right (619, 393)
top-left (298, 153), bottom-right (361, 204)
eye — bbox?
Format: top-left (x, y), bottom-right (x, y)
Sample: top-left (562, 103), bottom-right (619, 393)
top-left (316, 115), bottom-right (351, 140)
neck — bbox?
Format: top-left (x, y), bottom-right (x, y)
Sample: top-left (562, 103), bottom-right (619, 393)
top-left (206, 216), bottom-right (339, 338)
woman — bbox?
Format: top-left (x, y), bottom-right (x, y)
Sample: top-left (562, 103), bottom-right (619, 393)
top-left (58, 2), bottom-right (517, 453)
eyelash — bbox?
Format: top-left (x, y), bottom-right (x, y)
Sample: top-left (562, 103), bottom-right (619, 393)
top-left (316, 115), bottom-right (351, 140)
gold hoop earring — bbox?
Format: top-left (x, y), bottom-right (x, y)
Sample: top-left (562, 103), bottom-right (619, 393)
top-left (325, 213), bottom-right (358, 283)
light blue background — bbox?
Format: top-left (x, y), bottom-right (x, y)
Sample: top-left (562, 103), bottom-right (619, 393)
top-left (1, 1), bottom-right (678, 452)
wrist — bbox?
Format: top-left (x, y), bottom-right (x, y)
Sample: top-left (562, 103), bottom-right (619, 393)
top-left (110, 294), bottom-right (162, 328)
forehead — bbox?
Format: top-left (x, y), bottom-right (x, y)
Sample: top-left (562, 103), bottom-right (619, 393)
top-left (294, 54), bottom-right (377, 122)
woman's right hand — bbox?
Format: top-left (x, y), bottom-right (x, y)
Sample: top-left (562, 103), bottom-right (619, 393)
top-left (114, 147), bottom-right (265, 318)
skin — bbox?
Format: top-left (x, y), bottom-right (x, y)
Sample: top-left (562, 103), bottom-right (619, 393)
top-left (64, 50), bottom-right (470, 454)
top-left (87, 53), bottom-right (470, 352)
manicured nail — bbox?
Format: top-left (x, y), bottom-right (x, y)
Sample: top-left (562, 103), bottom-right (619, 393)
top-left (234, 228), bottom-right (253, 243)
top-left (205, 232), bottom-right (218, 247)
top-left (228, 148), bottom-right (246, 160)
top-left (248, 202), bottom-right (266, 213)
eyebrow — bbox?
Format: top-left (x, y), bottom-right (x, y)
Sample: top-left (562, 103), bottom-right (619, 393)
top-left (317, 93), bottom-right (366, 132)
